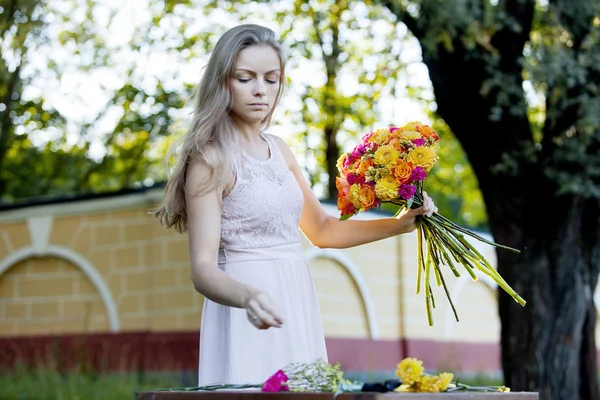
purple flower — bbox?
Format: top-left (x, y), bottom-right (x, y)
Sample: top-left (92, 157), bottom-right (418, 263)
top-left (346, 173), bottom-right (365, 185)
top-left (398, 184), bottom-right (416, 200)
top-left (412, 138), bottom-right (425, 146)
top-left (350, 143), bottom-right (367, 159)
top-left (262, 370), bottom-right (289, 392)
top-left (361, 131), bottom-right (373, 142)
top-left (410, 166), bottom-right (427, 181)
top-left (390, 126), bottom-right (398, 133)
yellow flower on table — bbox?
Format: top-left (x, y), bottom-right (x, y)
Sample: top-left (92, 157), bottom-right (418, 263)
top-left (395, 357), bottom-right (424, 385)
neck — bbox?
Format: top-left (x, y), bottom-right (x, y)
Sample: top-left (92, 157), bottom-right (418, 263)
top-left (231, 118), bottom-right (263, 144)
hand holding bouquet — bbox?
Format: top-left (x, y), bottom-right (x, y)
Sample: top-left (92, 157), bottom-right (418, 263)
top-left (336, 121), bottom-right (526, 325)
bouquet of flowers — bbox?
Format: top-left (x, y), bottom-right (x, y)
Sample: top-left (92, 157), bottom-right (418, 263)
top-left (336, 121), bottom-right (526, 325)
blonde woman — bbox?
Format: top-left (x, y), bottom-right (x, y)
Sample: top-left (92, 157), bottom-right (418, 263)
top-left (152, 24), bottom-right (437, 386)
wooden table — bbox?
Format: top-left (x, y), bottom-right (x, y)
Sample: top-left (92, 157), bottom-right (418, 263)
top-left (136, 391), bottom-right (539, 400)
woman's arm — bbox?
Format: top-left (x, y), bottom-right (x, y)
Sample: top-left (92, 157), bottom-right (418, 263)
top-left (272, 136), bottom-right (437, 249)
top-left (185, 158), bottom-right (283, 328)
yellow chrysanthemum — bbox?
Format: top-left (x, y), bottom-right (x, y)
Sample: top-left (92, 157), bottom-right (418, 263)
top-left (348, 183), bottom-right (362, 209)
top-left (373, 145), bottom-right (401, 169)
top-left (417, 375), bottom-right (443, 393)
top-left (437, 372), bottom-right (454, 392)
top-left (399, 130), bottom-right (421, 141)
top-left (368, 128), bottom-right (391, 145)
top-left (394, 384), bottom-right (417, 393)
top-left (374, 175), bottom-right (399, 202)
top-left (498, 386), bottom-right (511, 392)
top-left (395, 357), bottom-right (424, 385)
top-left (407, 146), bottom-right (438, 171)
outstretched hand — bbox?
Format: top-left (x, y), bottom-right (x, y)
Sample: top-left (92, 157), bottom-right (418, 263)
top-left (395, 191), bottom-right (438, 233)
top-left (245, 290), bottom-right (284, 330)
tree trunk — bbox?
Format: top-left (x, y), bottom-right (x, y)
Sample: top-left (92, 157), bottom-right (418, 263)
top-left (325, 126), bottom-right (339, 200)
top-left (494, 198), bottom-right (599, 400)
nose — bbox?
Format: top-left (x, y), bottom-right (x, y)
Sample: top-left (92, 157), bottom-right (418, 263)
top-left (253, 81), bottom-right (266, 97)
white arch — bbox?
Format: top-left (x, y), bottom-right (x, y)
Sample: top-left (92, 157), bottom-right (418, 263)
top-left (0, 245), bottom-right (120, 331)
top-left (304, 248), bottom-right (380, 340)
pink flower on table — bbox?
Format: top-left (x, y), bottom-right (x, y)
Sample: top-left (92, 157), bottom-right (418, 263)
top-left (262, 370), bottom-right (289, 392)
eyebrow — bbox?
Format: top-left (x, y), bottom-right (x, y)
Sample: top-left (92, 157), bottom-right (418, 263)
top-left (234, 69), bottom-right (281, 74)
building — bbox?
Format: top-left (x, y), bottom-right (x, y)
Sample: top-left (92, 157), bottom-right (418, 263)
top-left (0, 185), bottom-right (598, 377)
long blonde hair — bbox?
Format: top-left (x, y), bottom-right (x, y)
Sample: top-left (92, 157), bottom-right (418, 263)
top-left (151, 24), bottom-right (286, 233)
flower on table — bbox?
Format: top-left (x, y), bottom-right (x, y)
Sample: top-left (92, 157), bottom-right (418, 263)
top-left (261, 370), bottom-right (289, 392)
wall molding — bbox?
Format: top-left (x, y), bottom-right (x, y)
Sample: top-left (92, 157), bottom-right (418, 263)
top-left (0, 245), bottom-right (120, 332)
top-left (304, 248), bottom-right (380, 340)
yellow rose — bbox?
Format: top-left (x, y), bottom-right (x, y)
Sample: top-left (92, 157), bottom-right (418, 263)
top-left (407, 146), bottom-right (438, 171)
top-left (357, 184), bottom-right (377, 210)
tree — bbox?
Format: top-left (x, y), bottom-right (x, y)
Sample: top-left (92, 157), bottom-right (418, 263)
top-left (0, 0), bottom-right (191, 202)
top-left (377, 1), bottom-right (600, 399)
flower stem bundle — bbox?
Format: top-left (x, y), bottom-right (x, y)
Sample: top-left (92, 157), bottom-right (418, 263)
top-left (336, 121), bottom-right (526, 325)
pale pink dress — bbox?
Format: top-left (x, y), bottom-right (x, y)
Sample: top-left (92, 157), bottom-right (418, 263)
top-left (197, 133), bottom-right (328, 385)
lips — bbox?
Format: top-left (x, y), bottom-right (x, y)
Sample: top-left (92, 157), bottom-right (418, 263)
top-left (249, 103), bottom-right (267, 106)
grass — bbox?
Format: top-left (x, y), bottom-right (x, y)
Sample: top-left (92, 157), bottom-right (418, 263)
top-left (0, 365), bottom-right (191, 400)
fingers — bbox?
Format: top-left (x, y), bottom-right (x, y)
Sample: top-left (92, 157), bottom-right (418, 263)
top-left (420, 191), bottom-right (438, 217)
top-left (247, 292), bottom-right (283, 330)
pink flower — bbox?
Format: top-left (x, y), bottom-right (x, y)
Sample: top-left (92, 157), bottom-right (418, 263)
top-left (398, 184), bottom-right (416, 200)
top-left (262, 370), bottom-right (289, 392)
top-left (410, 166), bottom-right (427, 182)
top-left (346, 173), bottom-right (365, 185)
top-left (389, 126), bottom-right (398, 133)
top-left (411, 138), bottom-right (425, 146)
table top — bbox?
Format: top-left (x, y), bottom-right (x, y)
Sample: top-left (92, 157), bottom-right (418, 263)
top-left (136, 390), bottom-right (540, 400)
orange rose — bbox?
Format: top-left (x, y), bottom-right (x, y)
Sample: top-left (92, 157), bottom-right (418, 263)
top-left (337, 192), bottom-right (355, 214)
top-left (392, 160), bottom-right (413, 184)
top-left (418, 125), bottom-right (439, 141)
top-left (356, 158), bottom-right (374, 176)
top-left (357, 184), bottom-right (377, 210)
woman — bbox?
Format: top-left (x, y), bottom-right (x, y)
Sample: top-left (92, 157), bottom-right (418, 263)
top-left (152, 23), bottom-right (437, 385)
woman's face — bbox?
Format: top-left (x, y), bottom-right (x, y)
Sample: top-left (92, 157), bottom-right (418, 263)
top-left (229, 45), bottom-right (281, 125)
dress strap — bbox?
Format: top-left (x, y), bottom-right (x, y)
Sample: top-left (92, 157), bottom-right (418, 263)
top-left (263, 133), bottom-right (287, 167)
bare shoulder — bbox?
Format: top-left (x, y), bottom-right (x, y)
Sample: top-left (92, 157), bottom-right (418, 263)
top-left (268, 134), bottom-right (297, 169)
top-left (185, 145), bottom-right (233, 197)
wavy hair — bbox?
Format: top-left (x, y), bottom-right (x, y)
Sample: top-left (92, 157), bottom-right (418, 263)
top-left (151, 24), bottom-right (286, 233)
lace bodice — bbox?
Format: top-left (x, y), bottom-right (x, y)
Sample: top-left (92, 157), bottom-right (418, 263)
top-left (219, 134), bottom-right (304, 260)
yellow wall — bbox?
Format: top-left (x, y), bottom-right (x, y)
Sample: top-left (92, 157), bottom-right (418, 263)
top-left (0, 189), bottom-right (598, 348)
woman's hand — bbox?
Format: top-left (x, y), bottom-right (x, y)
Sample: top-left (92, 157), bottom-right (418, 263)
top-left (395, 191), bottom-right (438, 233)
top-left (245, 290), bottom-right (284, 330)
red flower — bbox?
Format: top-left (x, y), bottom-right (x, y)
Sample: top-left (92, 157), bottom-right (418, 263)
top-left (262, 370), bottom-right (289, 392)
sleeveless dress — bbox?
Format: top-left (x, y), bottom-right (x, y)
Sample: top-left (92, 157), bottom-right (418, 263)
top-left (197, 133), bottom-right (328, 385)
